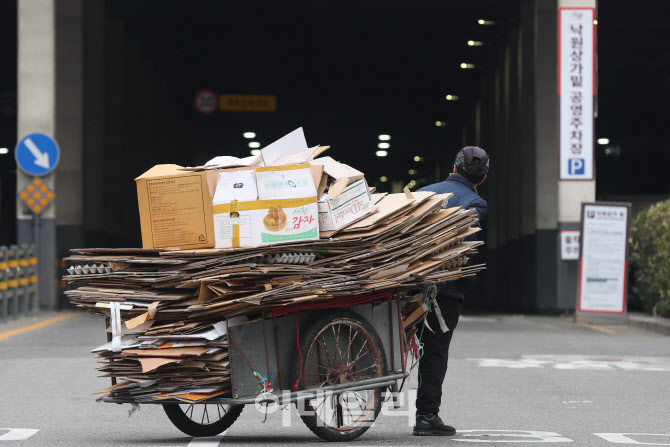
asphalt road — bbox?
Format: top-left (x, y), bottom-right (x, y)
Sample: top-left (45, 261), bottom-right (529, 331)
top-left (1, 311), bottom-right (670, 446)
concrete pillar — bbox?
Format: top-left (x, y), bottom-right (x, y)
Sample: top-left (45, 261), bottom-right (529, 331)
top-left (82, 0), bottom-right (106, 245)
top-left (55, 0), bottom-right (85, 255)
top-left (533, 0), bottom-right (560, 311)
top-left (519, 0), bottom-right (538, 310)
top-left (531, 0), bottom-right (596, 313)
top-left (17, 0), bottom-right (57, 308)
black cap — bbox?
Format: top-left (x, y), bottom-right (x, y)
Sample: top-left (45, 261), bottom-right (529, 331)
top-left (455, 146), bottom-right (489, 176)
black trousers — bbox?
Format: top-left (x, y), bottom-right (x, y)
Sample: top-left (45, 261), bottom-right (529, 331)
top-left (415, 295), bottom-right (462, 416)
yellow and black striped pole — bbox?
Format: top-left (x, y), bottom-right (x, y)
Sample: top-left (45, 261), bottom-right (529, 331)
top-left (7, 245), bottom-right (20, 318)
top-left (28, 244), bottom-right (38, 312)
top-left (0, 245), bottom-right (7, 322)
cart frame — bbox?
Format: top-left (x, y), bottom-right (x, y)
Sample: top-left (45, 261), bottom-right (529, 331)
top-left (102, 289), bottom-right (416, 441)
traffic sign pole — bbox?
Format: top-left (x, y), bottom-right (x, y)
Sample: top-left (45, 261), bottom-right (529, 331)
top-left (15, 134), bottom-right (60, 310)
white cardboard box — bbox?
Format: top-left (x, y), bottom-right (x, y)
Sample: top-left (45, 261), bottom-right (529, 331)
top-left (213, 196), bottom-right (319, 248)
top-left (211, 169), bottom-right (258, 205)
top-left (255, 163), bottom-right (318, 200)
top-left (318, 179), bottom-right (372, 231)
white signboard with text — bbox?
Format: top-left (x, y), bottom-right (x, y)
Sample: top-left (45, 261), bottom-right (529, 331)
top-left (559, 7), bottom-right (595, 180)
top-left (578, 203), bottom-right (630, 314)
top-left (560, 230), bottom-right (580, 260)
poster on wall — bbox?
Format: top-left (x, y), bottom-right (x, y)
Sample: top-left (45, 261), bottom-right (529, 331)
top-left (578, 203), bottom-right (630, 314)
top-left (559, 7), bottom-right (595, 180)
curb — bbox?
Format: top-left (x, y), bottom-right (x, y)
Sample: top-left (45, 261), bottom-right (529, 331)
top-left (628, 313), bottom-right (670, 336)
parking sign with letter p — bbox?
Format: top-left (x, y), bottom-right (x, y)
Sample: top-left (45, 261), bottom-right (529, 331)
top-left (568, 158), bottom-right (585, 175)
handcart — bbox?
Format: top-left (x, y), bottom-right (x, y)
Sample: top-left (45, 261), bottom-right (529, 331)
top-left (103, 289), bottom-right (422, 442)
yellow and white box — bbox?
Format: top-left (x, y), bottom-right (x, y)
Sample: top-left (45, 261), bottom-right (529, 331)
top-left (213, 197), bottom-right (319, 248)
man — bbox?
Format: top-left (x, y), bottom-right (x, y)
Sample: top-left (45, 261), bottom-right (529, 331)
top-left (413, 146), bottom-right (489, 436)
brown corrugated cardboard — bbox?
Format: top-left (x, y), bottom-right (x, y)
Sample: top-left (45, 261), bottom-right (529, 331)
top-left (135, 164), bottom-right (215, 250)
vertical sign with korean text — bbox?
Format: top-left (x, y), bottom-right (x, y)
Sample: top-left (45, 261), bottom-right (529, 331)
top-left (578, 203), bottom-right (630, 313)
top-left (560, 230), bottom-right (580, 260)
top-left (559, 8), bottom-right (595, 180)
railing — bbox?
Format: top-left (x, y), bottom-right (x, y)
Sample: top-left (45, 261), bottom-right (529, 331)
top-left (0, 244), bottom-right (38, 322)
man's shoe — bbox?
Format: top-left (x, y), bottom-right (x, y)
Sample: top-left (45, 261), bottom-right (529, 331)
top-left (413, 413), bottom-right (456, 436)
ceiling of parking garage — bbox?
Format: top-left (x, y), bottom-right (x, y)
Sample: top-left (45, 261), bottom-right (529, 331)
top-left (105, 0), bottom-right (517, 184)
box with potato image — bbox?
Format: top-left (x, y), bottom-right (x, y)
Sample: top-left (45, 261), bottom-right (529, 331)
top-left (213, 196), bottom-right (319, 248)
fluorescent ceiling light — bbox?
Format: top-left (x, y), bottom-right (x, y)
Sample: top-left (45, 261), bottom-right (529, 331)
top-left (249, 142), bottom-right (261, 148)
top-left (250, 149), bottom-right (261, 155)
top-left (378, 142), bottom-right (390, 149)
top-left (243, 132), bottom-right (256, 139)
top-left (0, 148), bottom-right (8, 155)
top-left (378, 134), bottom-right (391, 141)
top-left (376, 150), bottom-right (388, 157)
top-left (597, 138), bottom-right (610, 145)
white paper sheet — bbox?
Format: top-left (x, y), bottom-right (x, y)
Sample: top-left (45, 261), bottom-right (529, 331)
top-left (137, 321), bottom-right (228, 341)
top-left (260, 127), bottom-right (308, 166)
top-left (205, 154), bottom-right (262, 169)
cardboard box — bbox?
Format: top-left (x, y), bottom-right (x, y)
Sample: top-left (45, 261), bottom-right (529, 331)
top-left (310, 156), bottom-right (365, 199)
top-left (213, 196), bottom-right (319, 248)
top-left (255, 163), bottom-right (318, 200)
top-left (204, 165), bottom-right (323, 201)
top-left (135, 165), bottom-right (215, 249)
top-left (318, 179), bottom-right (373, 232)
top-left (211, 169), bottom-right (258, 205)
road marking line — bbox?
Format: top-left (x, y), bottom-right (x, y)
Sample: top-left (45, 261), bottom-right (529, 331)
top-left (453, 430), bottom-right (573, 443)
top-left (0, 313), bottom-right (77, 341)
top-left (577, 322), bottom-right (624, 335)
top-left (460, 317), bottom-right (498, 323)
top-left (186, 430), bottom-right (227, 446)
top-left (594, 433), bottom-right (670, 445)
top-left (470, 356), bottom-right (670, 371)
top-left (0, 428), bottom-right (39, 441)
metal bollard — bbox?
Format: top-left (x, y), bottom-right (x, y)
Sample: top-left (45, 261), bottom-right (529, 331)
top-left (28, 244), bottom-right (39, 313)
top-left (0, 246), bottom-right (7, 322)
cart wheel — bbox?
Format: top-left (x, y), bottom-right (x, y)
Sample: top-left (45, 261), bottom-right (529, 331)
top-left (291, 310), bottom-right (388, 442)
top-left (163, 403), bottom-right (243, 437)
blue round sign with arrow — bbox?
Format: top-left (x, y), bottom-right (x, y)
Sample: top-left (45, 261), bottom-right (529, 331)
top-left (15, 133), bottom-right (60, 176)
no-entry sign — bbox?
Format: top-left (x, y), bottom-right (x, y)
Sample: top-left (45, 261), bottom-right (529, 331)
top-left (193, 90), bottom-right (218, 115)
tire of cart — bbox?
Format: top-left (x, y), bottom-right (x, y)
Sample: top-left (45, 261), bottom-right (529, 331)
top-left (163, 402), bottom-right (243, 437)
top-left (291, 309), bottom-right (388, 442)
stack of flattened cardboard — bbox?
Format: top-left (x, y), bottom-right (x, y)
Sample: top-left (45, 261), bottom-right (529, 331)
top-left (68, 128), bottom-right (485, 402)
top-left (91, 322), bottom-right (231, 402)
